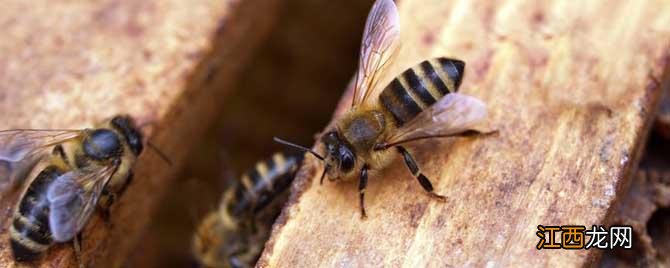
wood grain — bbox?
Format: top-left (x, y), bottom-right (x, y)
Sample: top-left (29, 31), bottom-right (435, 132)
top-left (260, 0), bottom-right (670, 267)
top-left (600, 130), bottom-right (670, 266)
top-left (0, 0), bottom-right (279, 267)
top-left (128, 0), bottom-right (374, 265)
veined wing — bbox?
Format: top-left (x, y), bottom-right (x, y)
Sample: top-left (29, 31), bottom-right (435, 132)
top-left (0, 129), bottom-right (82, 162)
top-left (351, 0), bottom-right (401, 108)
top-left (46, 164), bottom-right (117, 242)
top-left (382, 93), bottom-right (491, 148)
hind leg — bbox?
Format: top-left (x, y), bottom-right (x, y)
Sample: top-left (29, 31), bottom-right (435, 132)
top-left (72, 233), bottom-right (84, 268)
top-left (396, 146), bottom-right (447, 201)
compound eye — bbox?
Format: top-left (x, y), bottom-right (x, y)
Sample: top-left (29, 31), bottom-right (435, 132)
top-left (83, 129), bottom-right (121, 160)
top-left (322, 131), bottom-right (338, 143)
top-left (321, 131), bottom-right (339, 154)
top-left (111, 116), bottom-right (144, 156)
top-left (339, 146), bottom-right (355, 172)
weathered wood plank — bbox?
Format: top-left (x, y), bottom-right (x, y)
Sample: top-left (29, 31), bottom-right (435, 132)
top-left (127, 0), bottom-right (375, 265)
top-left (260, 0), bottom-right (670, 266)
top-left (0, 0), bottom-right (279, 267)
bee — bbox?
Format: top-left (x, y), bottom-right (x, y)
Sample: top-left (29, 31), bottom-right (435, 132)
top-left (192, 152), bottom-right (303, 268)
top-left (274, 0), bottom-right (492, 218)
top-left (655, 85), bottom-right (670, 139)
top-left (0, 115), bottom-right (151, 262)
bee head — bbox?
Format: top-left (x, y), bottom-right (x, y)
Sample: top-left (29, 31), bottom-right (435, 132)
top-left (110, 115), bottom-right (144, 156)
top-left (321, 131), bottom-right (356, 176)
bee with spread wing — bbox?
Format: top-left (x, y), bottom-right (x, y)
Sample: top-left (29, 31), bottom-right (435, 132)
top-left (1, 115), bottom-right (146, 263)
top-left (275, 0), bottom-right (492, 218)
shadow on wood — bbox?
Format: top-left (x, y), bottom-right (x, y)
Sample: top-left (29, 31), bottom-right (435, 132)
top-left (126, 0), bottom-right (374, 266)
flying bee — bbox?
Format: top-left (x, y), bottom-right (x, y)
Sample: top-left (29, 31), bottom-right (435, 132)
top-left (192, 152), bottom-right (303, 268)
top-left (274, 0), bottom-right (492, 218)
top-left (0, 115), bottom-right (162, 263)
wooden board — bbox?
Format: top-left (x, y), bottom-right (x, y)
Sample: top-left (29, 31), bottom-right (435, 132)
top-left (260, 0), bottom-right (670, 267)
top-left (600, 128), bottom-right (670, 266)
top-left (0, 0), bottom-right (279, 267)
top-left (127, 0), bottom-right (375, 265)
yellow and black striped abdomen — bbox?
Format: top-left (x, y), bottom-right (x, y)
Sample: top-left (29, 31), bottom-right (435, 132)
top-left (379, 57), bottom-right (465, 126)
top-left (10, 165), bottom-right (64, 262)
top-left (194, 152), bottom-right (302, 267)
top-left (226, 152), bottom-right (303, 219)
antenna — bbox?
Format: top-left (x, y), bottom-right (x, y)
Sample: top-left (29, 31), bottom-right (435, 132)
top-left (137, 119), bottom-right (157, 130)
top-left (147, 141), bottom-right (173, 166)
top-left (134, 118), bottom-right (173, 166)
top-left (273, 137), bottom-right (324, 161)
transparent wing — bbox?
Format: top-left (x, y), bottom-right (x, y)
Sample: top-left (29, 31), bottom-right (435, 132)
top-left (0, 129), bottom-right (82, 189)
top-left (0, 155), bottom-right (44, 194)
top-left (46, 165), bottom-right (116, 242)
top-left (351, 0), bottom-right (400, 107)
top-left (383, 93), bottom-right (490, 147)
top-left (0, 129), bottom-right (83, 162)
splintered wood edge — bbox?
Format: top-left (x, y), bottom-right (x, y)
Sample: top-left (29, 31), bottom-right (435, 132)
top-left (0, 0), bottom-right (281, 267)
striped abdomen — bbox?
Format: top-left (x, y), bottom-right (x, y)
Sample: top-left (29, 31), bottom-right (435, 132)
top-left (10, 166), bottom-right (63, 262)
top-left (225, 152), bottom-right (304, 220)
top-left (379, 57), bottom-right (465, 126)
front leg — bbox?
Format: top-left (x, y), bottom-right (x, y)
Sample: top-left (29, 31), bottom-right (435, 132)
top-left (98, 171), bottom-right (134, 223)
top-left (358, 164), bottom-right (369, 219)
top-left (116, 170), bottom-right (134, 198)
top-left (98, 189), bottom-right (115, 224)
top-left (320, 164), bottom-right (330, 185)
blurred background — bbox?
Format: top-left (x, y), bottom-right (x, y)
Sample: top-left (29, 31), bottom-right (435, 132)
top-left (129, 0), bottom-right (372, 266)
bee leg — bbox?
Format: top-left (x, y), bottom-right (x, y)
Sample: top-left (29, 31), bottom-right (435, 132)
top-left (359, 165), bottom-right (369, 219)
top-left (320, 165), bottom-right (329, 185)
top-left (229, 255), bottom-right (245, 268)
top-left (73, 233), bottom-right (84, 268)
top-left (98, 190), bottom-right (115, 224)
top-left (98, 172), bottom-right (132, 224)
top-left (228, 247), bottom-right (248, 268)
top-left (248, 218), bottom-right (258, 234)
top-left (117, 170), bottom-right (134, 198)
top-left (396, 146), bottom-right (447, 202)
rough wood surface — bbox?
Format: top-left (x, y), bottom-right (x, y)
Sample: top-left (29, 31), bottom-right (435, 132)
top-left (600, 129), bottom-right (670, 267)
top-left (0, 0), bottom-right (278, 267)
top-left (260, 0), bottom-right (670, 267)
top-left (602, 157), bottom-right (670, 266)
top-left (128, 0), bottom-right (373, 265)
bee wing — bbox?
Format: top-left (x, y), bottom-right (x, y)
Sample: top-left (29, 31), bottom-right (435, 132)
top-left (351, 0), bottom-right (400, 107)
top-left (0, 155), bottom-right (45, 194)
top-left (383, 93), bottom-right (490, 147)
top-left (46, 165), bottom-right (116, 242)
top-left (0, 129), bottom-right (83, 162)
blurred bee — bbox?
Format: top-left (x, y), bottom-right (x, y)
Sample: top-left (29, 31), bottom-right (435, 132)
top-left (655, 85), bottom-right (670, 139)
top-left (275, 0), bottom-right (492, 218)
top-left (0, 115), bottom-right (154, 263)
top-left (192, 152), bottom-right (303, 268)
